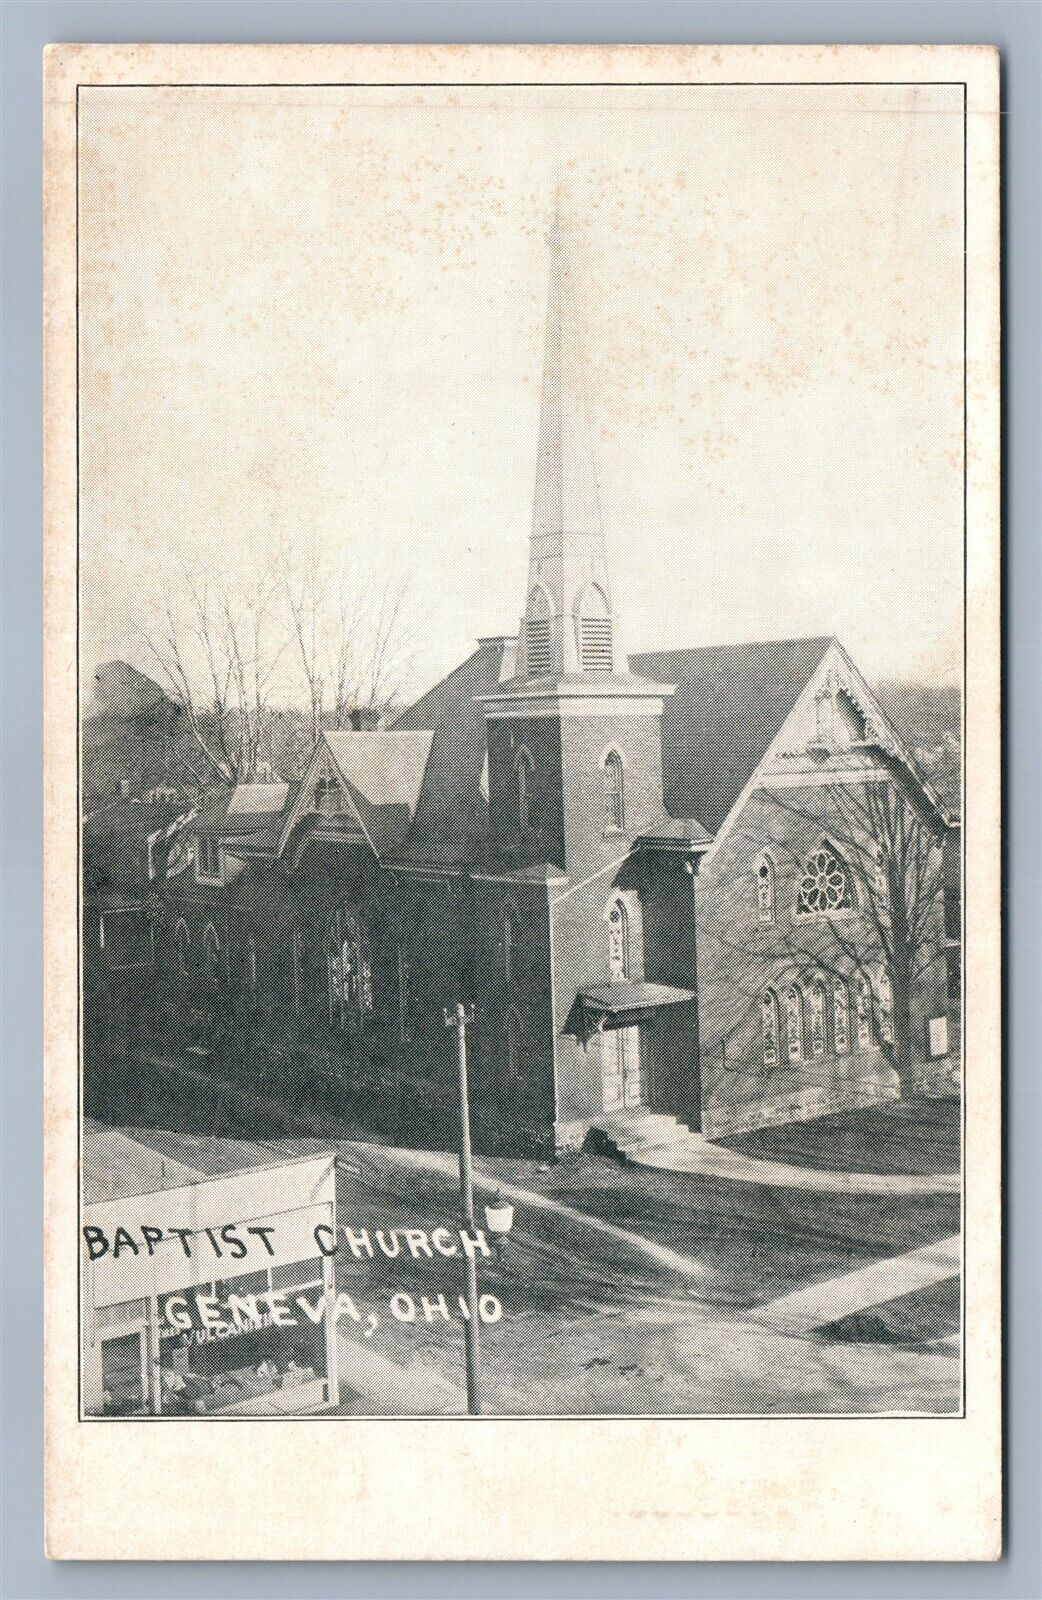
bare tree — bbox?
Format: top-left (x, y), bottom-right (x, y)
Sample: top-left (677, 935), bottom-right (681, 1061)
top-left (279, 543), bottom-right (417, 741)
top-left (700, 773), bottom-right (952, 1101)
top-left (137, 564), bottom-right (290, 793)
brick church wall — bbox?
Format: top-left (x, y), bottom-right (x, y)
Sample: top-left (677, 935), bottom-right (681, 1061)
top-left (694, 780), bottom-right (954, 1139)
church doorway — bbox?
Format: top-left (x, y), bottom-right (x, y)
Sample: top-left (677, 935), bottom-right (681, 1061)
top-left (601, 1024), bottom-right (643, 1112)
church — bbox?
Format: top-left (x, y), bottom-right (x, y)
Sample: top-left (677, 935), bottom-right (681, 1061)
top-left (151, 213), bottom-right (960, 1159)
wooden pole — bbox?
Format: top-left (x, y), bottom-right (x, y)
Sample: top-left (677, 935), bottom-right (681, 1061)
top-left (445, 1003), bottom-right (481, 1414)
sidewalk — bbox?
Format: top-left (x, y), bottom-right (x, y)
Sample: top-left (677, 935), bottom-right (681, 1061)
top-left (751, 1235), bottom-right (961, 1336)
top-left (630, 1132), bottom-right (959, 1196)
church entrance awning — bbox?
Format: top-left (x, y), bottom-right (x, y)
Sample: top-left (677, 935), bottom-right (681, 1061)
top-left (569, 982), bottom-right (696, 1044)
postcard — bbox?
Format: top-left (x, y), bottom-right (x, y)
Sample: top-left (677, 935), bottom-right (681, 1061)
top-left (44, 43), bottom-right (1000, 1560)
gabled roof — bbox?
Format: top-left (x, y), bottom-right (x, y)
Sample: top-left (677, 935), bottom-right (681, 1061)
top-left (278, 729), bottom-right (434, 859)
top-left (195, 783), bottom-right (289, 839)
top-left (630, 637), bottom-right (834, 835)
top-left (390, 639), bottom-right (511, 866)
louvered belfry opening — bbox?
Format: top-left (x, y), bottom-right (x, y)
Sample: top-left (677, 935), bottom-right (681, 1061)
top-left (577, 583), bottom-right (613, 673)
top-left (580, 612), bottom-right (614, 672)
top-left (525, 587), bottom-right (553, 676)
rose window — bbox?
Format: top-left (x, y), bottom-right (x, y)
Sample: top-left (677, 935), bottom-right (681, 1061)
top-left (796, 846), bottom-right (852, 916)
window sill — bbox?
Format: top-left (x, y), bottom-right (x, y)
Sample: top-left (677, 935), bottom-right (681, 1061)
top-left (601, 827), bottom-right (625, 839)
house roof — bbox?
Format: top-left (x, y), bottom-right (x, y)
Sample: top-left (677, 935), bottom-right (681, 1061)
top-left (630, 637), bottom-right (834, 835)
top-left (195, 783), bottom-right (290, 840)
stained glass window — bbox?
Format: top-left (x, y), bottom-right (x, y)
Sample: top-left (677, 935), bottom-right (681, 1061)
top-left (796, 843), bottom-right (853, 917)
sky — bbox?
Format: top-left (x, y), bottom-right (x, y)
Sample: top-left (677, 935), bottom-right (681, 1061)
top-left (78, 82), bottom-right (965, 707)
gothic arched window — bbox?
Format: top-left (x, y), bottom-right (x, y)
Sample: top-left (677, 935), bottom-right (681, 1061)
top-left (755, 852), bottom-right (775, 924)
top-left (796, 841), bottom-right (854, 918)
top-left (203, 924), bottom-right (221, 994)
top-left (607, 899), bottom-right (630, 982)
top-left (602, 749), bottom-right (625, 832)
top-left (873, 845), bottom-right (890, 910)
top-left (855, 973), bottom-right (874, 1049)
top-left (525, 586), bottom-right (552, 677)
top-left (504, 1007), bottom-right (524, 1091)
top-left (878, 967), bottom-right (895, 1046)
top-left (761, 989), bottom-right (780, 1069)
top-left (809, 978), bottom-right (828, 1058)
top-left (832, 978), bottom-right (851, 1055)
top-left (503, 905), bottom-right (516, 987)
top-left (784, 985), bottom-right (805, 1063)
top-left (515, 748), bottom-right (535, 832)
top-left (577, 584), bottom-right (613, 673)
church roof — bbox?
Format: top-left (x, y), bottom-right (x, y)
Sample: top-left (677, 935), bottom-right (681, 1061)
top-left (389, 639), bottom-right (510, 865)
top-left (630, 637), bottom-right (834, 835)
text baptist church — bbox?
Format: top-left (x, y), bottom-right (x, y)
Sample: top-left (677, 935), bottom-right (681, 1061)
top-left (139, 208), bottom-right (960, 1160)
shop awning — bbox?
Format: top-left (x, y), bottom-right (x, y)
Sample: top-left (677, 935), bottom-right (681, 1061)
top-left (570, 981), bottom-right (697, 1042)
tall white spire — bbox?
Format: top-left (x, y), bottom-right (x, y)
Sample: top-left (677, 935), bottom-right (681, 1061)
top-left (519, 192), bottom-right (628, 681)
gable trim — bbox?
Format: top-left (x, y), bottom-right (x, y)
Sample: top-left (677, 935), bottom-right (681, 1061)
top-left (699, 640), bottom-right (949, 868)
top-left (276, 736), bottom-right (376, 861)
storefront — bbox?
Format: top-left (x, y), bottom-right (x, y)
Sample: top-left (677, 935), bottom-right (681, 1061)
top-left (82, 1124), bottom-right (339, 1416)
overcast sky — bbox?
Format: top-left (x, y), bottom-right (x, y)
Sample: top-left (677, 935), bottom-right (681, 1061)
top-left (78, 83), bottom-right (965, 705)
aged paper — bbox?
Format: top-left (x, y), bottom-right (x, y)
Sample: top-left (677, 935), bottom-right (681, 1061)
top-left (44, 44), bottom-right (1000, 1560)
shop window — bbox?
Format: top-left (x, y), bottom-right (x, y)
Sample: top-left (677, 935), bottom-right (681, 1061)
top-left (755, 853), bottom-right (775, 924)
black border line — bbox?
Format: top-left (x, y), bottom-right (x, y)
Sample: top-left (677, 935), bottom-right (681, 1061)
top-left (76, 77), bottom-right (970, 1423)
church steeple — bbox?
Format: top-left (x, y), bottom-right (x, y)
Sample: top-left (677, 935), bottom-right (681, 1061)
top-left (519, 196), bottom-right (628, 681)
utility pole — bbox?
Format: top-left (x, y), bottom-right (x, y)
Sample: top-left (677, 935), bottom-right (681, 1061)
top-left (444, 1002), bottom-right (481, 1414)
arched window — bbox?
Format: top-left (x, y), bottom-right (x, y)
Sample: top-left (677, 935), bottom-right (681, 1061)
top-left (173, 918), bottom-right (190, 978)
top-left (515, 747), bottom-right (535, 832)
top-left (755, 852), bottom-right (775, 924)
top-left (504, 1007), bottom-right (524, 1092)
top-left (796, 840), bottom-right (854, 918)
top-left (832, 978), bottom-right (851, 1054)
top-left (761, 989), bottom-right (780, 1069)
top-left (873, 845), bottom-right (890, 910)
top-left (855, 973), bottom-right (874, 1049)
top-left (576, 584), bottom-right (613, 673)
top-left (878, 967), bottom-right (895, 1046)
top-left (525, 586), bottom-right (552, 677)
top-left (602, 749), bottom-right (625, 831)
top-left (607, 898), bottom-right (630, 982)
top-left (203, 924), bottom-right (221, 992)
top-left (503, 905), bottom-right (516, 986)
top-left (784, 985), bottom-right (805, 1063)
top-left (809, 978), bottom-right (828, 1058)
